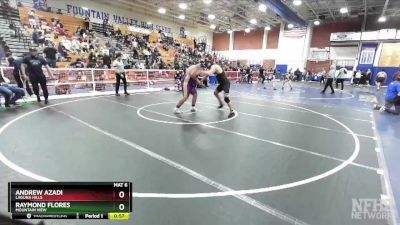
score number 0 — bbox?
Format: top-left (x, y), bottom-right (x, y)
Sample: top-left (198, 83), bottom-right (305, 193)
top-left (118, 191), bottom-right (125, 211)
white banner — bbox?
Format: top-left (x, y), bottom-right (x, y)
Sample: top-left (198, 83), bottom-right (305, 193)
top-left (128, 26), bottom-right (152, 34)
top-left (330, 32), bottom-right (361, 42)
top-left (378, 29), bottom-right (397, 40)
top-left (309, 48), bottom-right (329, 60)
top-left (361, 31), bottom-right (379, 41)
top-left (396, 30), bottom-right (400, 40)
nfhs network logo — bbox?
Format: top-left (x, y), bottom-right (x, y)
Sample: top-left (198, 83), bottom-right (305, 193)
top-left (351, 198), bottom-right (391, 220)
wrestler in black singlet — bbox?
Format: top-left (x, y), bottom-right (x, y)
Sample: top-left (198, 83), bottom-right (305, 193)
top-left (216, 70), bottom-right (230, 94)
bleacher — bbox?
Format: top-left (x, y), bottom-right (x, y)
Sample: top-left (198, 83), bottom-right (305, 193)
top-left (11, 5), bottom-right (205, 68)
top-left (0, 6), bottom-right (38, 56)
top-left (18, 7), bottom-right (85, 37)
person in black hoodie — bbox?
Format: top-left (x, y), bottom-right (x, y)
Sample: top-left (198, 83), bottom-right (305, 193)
top-left (12, 56), bottom-right (33, 96)
top-left (103, 53), bottom-right (111, 69)
top-left (259, 66), bottom-right (265, 84)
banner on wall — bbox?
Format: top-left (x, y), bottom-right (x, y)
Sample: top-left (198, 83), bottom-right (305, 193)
top-left (330, 32), bottom-right (361, 42)
top-left (361, 31), bottom-right (379, 41)
top-left (128, 26), bottom-right (151, 34)
top-left (378, 29), bottom-right (397, 40)
top-left (396, 30), bottom-right (400, 40)
top-left (309, 48), bottom-right (329, 60)
top-left (65, 4), bottom-right (172, 33)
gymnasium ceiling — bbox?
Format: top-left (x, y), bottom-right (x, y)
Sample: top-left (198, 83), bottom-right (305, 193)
top-left (94, 0), bottom-right (400, 32)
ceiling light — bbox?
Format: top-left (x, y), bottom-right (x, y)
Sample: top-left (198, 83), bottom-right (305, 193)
top-left (287, 23), bottom-right (294, 28)
top-left (158, 8), bottom-right (166, 14)
top-left (178, 14), bottom-right (185, 20)
top-left (250, 19), bottom-right (257, 24)
top-left (227, 30), bottom-right (232, 34)
top-left (147, 21), bottom-right (152, 25)
top-left (339, 7), bottom-right (348, 14)
top-left (265, 26), bottom-right (271, 31)
top-left (314, 20), bottom-right (320, 25)
top-left (210, 24), bottom-right (216, 29)
top-left (245, 28), bottom-right (250, 33)
top-left (203, 0), bottom-right (212, 4)
top-left (258, 4), bottom-right (267, 12)
top-left (178, 3), bottom-right (187, 9)
top-left (378, 16), bottom-right (386, 22)
top-left (208, 14), bottom-right (215, 20)
top-left (293, 0), bottom-right (302, 6)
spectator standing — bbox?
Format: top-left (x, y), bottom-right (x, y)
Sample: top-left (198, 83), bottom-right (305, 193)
top-left (84, 16), bottom-right (91, 30)
top-left (354, 70), bottom-right (362, 86)
top-left (28, 10), bottom-right (37, 28)
top-left (103, 53), bottom-right (111, 69)
top-left (259, 66), bottom-right (265, 84)
top-left (246, 66), bottom-right (252, 84)
top-left (102, 18), bottom-right (108, 34)
top-left (12, 56), bottom-right (33, 96)
top-left (320, 69), bottom-right (326, 84)
top-left (366, 69), bottom-right (372, 85)
top-left (294, 68), bottom-right (301, 81)
top-left (43, 45), bottom-right (58, 68)
top-left (32, 28), bottom-right (40, 44)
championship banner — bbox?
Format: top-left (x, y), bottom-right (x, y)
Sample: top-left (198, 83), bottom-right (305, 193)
top-left (378, 29), bottom-right (397, 40)
top-left (330, 32), bottom-right (361, 42)
top-left (396, 30), bottom-right (400, 40)
top-left (128, 26), bottom-right (151, 35)
top-left (361, 31), bottom-right (379, 41)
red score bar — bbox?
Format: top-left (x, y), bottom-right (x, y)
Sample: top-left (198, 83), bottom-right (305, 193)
top-left (13, 189), bottom-right (130, 201)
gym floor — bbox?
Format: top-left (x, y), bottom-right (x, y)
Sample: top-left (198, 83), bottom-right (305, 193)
top-left (0, 82), bottom-right (398, 225)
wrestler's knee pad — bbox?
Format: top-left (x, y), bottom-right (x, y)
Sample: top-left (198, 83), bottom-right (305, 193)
top-left (224, 97), bottom-right (230, 103)
top-left (224, 93), bottom-right (230, 103)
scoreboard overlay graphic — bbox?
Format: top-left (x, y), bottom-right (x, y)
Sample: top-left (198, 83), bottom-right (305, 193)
top-left (8, 182), bottom-right (132, 220)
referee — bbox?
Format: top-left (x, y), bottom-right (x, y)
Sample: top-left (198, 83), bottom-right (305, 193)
top-left (21, 48), bottom-right (56, 104)
top-left (112, 53), bottom-right (129, 96)
top-left (321, 65), bottom-right (335, 94)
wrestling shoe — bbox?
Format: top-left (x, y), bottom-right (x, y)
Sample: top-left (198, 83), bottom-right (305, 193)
top-left (174, 107), bottom-right (183, 114)
top-left (228, 111), bottom-right (235, 118)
